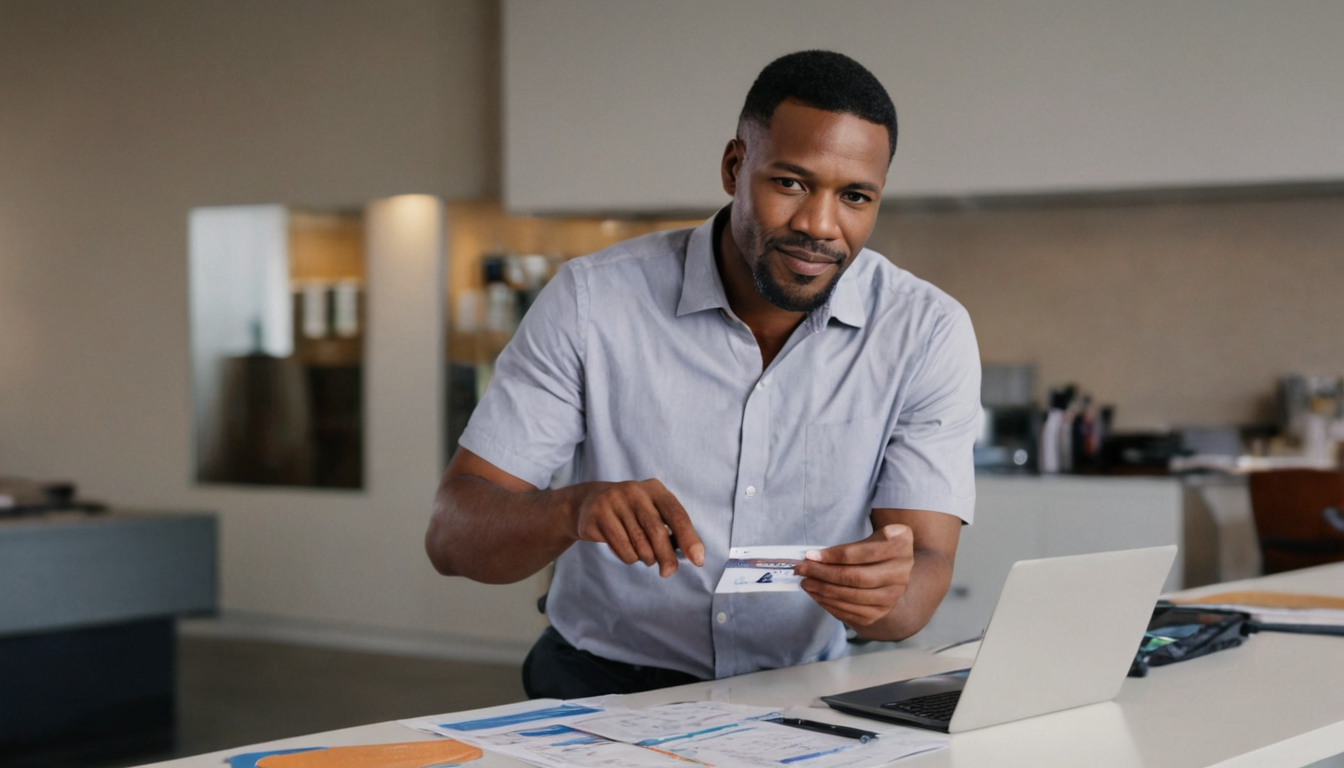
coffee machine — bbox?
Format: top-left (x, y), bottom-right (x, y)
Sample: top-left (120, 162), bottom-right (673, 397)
top-left (975, 363), bottom-right (1040, 473)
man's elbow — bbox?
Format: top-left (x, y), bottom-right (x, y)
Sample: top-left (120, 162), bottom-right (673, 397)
top-left (424, 520), bottom-right (461, 577)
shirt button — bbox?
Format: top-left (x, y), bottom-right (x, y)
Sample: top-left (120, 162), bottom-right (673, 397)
top-left (756, 381), bottom-right (765, 390)
top-left (716, 612), bottom-right (727, 624)
top-left (745, 485), bottom-right (757, 498)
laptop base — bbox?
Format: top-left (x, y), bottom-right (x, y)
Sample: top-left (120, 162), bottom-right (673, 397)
top-left (821, 668), bottom-right (970, 733)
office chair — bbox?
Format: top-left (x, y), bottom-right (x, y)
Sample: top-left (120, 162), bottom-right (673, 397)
top-left (1247, 469), bottom-right (1344, 575)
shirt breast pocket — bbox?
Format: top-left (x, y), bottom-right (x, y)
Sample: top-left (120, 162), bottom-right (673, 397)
top-left (803, 420), bottom-right (884, 545)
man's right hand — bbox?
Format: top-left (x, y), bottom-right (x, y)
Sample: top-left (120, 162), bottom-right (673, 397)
top-left (573, 479), bottom-right (705, 577)
top-left (427, 448), bottom-right (704, 584)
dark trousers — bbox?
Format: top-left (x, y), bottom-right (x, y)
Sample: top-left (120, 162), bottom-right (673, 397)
top-left (522, 626), bottom-right (705, 700)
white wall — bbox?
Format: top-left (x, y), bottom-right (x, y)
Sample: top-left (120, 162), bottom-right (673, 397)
top-left (0, 0), bottom-right (545, 659)
top-left (504, 0), bottom-right (1344, 213)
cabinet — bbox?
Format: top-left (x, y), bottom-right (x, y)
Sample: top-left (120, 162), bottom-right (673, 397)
top-left (915, 476), bottom-right (1184, 647)
top-left (0, 511), bottom-right (217, 764)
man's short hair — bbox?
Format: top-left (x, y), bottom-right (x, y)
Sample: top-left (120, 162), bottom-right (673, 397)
top-left (739, 50), bottom-right (897, 161)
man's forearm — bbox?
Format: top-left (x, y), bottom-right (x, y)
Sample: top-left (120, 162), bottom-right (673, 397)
top-left (425, 475), bottom-right (580, 584)
top-left (854, 548), bottom-right (955, 642)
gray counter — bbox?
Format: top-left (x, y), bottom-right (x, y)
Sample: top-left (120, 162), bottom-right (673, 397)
top-left (0, 510), bottom-right (217, 635)
top-left (0, 510), bottom-right (218, 765)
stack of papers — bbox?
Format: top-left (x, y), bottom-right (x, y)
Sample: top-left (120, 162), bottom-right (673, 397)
top-left (402, 699), bottom-right (946, 768)
top-left (1171, 590), bottom-right (1344, 633)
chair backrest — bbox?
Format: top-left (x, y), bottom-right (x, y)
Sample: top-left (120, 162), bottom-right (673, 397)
top-left (1247, 470), bottom-right (1344, 574)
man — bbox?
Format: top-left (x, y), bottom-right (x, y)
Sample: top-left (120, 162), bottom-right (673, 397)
top-left (425, 50), bottom-right (981, 699)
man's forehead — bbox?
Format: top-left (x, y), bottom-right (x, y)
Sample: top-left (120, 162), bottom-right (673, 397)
top-left (741, 102), bottom-right (891, 182)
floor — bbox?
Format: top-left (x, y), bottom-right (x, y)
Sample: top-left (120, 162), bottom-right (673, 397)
top-left (85, 635), bottom-right (526, 768)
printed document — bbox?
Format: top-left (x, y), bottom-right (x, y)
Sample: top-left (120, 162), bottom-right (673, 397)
top-left (402, 699), bottom-right (947, 767)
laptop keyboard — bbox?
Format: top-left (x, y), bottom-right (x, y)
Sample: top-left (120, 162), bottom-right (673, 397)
top-left (881, 690), bottom-right (962, 721)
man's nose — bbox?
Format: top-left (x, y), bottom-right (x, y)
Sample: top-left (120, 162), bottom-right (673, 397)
top-left (789, 193), bottom-right (841, 243)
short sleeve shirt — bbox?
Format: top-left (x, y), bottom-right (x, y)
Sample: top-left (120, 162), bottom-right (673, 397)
top-left (458, 209), bottom-right (982, 680)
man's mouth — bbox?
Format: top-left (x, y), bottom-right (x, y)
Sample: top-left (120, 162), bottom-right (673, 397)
top-left (776, 246), bottom-right (841, 277)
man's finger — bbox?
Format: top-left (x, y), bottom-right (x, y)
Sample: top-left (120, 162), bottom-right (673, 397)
top-left (801, 576), bottom-right (903, 606)
top-left (597, 514), bottom-right (640, 565)
top-left (619, 508), bottom-right (658, 566)
top-left (796, 557), bottom-right (907, 589)
top-left (807, 593), bottom-right (875, 626)
top-left (806, 524), bottom-right (911, 565)
top-left (812, 594), bottom-right (869, 622)
top-left (652, 485), bottom-right (704, 567)
top-left (633, 502), bottom-right (679, 577)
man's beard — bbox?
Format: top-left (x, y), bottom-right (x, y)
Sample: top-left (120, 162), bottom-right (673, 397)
top-left (750, 235), bottom-right (848, 313)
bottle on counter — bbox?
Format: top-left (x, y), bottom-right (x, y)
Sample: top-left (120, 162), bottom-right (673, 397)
top-left (1039, 388), bottom-right (1069, 474)
top-left (1058, 385), bottom-right (1079, 474)
top-left (1072, 394), bottom-right (1093, 472)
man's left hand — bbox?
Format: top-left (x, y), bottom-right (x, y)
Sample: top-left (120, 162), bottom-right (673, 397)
top-left (794, 524), bottom-right (913, 628)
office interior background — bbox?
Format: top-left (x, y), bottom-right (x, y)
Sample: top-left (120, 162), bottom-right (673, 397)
top-left (3, 0), bottom-right (1344, 765)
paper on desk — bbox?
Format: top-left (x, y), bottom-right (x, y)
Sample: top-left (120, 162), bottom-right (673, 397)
top-left (568, 701), bottom-right (779, 745)
top-left (569, 701), bottom-right (941, 767)
top-left (1169, 590), bottom-right (1344, 629)
top-left (660, 721), bottom-right (859, 767)
top-left (401, 699), bottom-right (690, 768)
top-left (400, 698), bottom-right (947, 768)
top-left (253, 741), bottom-right (482, 767)
top-left (228, 742), bottom-right (485, 768)
top-left (455, 723), bottom-right (693, 768)
top-left (227, 748), bottom-right (323, 768)
top-left (400, 699), bottom-right (605, 739)
top-left (1184, 604), bottom-right (1344, 628)
top-left (715, 546), bottom-right (817, 593)
top-left (774, 708), bottom-right (949, 768)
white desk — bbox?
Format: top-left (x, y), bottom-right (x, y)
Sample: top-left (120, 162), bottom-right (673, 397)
top-left (138, 562), bottom-right (1344, 768)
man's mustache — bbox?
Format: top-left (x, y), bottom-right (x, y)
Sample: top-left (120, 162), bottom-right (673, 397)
top-left (766, 235), bottom-right (847, 264)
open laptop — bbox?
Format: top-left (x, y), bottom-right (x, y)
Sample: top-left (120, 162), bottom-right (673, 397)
top-left (822, 545), bottom-right (1176, 733)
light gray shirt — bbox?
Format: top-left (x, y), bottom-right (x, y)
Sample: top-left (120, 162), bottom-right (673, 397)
top-left (459, 211), bottom-right (981, 680)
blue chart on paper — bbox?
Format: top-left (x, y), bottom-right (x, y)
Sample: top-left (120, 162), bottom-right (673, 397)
top-left (436, 703), bottom-right (603, 732)
top-left (226, 747), bottom-right (324, 768)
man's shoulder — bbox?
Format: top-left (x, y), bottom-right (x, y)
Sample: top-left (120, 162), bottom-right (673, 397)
top-left (558, 227), bottom-right (698, 319)
top-left (567, 226), bottom-right (695, 276)
top-left (854, 247), bottom-right (970, 323)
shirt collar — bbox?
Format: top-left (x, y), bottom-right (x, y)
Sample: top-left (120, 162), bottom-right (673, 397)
top-left (676, 208), bottom-right (733, 317)
top-left (677, 206), bottom-right (868, 330)
top-left (825, 259), bottom-right (867, 329)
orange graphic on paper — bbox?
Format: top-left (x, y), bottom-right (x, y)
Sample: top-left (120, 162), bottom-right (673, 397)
top-left (256, 740), bottom-right (482, 768)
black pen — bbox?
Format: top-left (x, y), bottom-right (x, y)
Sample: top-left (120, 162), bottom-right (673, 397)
top-left (767, 717), bottom-right (879, 743)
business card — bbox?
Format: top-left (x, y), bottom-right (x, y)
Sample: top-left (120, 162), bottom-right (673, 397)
top-left (713, 546), bottom-right (816, 593)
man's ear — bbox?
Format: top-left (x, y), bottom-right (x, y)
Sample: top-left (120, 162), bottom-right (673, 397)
top-left (721, 138), bottom-right (743, 196)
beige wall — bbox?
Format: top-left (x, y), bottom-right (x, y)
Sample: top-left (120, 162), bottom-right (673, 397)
top-left (504, 0), bottom-right (1344, 213)
top-left (869, 195), bottom-right (1344, 431)
top-left (0, 0), bottom-right (546, 658)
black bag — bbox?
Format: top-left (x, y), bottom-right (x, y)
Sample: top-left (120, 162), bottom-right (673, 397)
top-left (1129, 603), bottom-right (1251, 677)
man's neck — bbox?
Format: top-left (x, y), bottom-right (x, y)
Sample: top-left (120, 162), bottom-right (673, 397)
top-left (713, 209), bottom-right (808, 369)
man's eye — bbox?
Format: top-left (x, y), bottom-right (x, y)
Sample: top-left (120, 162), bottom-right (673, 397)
top-left (775, 178), bottom-right (802, 190)
top-left (842, 191), bottom-right (872, 204)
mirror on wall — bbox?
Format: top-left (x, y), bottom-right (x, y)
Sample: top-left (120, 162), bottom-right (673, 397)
top-left (190, 205), bottom-right (365, 488)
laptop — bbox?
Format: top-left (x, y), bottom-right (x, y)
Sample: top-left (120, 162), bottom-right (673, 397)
top-left (822, 545), bottom-right (1177, 733)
